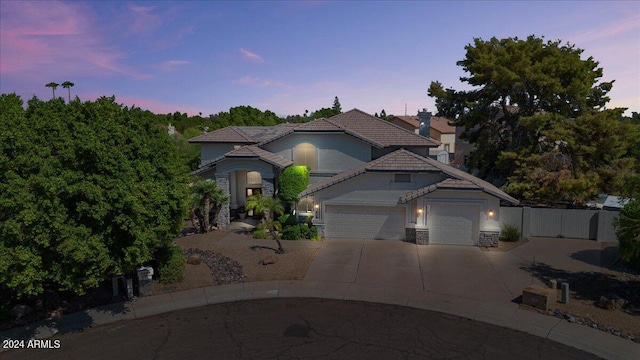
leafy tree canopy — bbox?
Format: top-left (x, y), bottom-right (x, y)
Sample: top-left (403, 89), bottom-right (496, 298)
top-left (428, 35), bottom-right (638, 205)
top-left (0, 94), bottom-right (190, 298)
top-left (278, 166), bottom-right (310, 202)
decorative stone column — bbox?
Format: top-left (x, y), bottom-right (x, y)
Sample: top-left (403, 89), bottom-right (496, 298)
top-left (416, 229), bottom-right (429, 245)
top-left (215, 174), bottom-right (230, 228)
top-left (479, 231), bottom-right (500, 247)
top-left (405, 228), bottom-right (416, 243)
top-left (262, 177), bottom-right (275, 219)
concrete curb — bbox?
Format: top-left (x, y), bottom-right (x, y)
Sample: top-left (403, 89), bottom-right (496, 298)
top-left (1, 280), bottom-right (639, 359)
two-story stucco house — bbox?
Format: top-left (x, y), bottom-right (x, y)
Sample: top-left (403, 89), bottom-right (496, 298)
top-left (189, 109), bottom-right (518, 246)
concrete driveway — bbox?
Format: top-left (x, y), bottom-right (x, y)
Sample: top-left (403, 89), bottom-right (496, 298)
top-left (305, 237), bottom-right (609, 305)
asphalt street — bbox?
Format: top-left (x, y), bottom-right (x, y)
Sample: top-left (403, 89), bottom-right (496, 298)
top-left (4, 298), bottom-right (602, 360)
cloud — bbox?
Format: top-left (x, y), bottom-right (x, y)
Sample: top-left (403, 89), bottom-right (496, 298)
top-left (568, 15), bottom-right (639, 45)
top-left (0, 1), bottom-right (149, 78)
top-left (234, 75), bottom-right (290, 88)
top-left (159, 60), bottom-right (191, 72)
top-left (128, 5), bottom-right (162, 34)
top-left (240, 48), bottom-right (264, 63)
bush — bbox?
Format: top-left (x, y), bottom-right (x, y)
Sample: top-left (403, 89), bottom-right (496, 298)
top-left (614, 195), bottom-right (640, 268)
top-left (157, 244), bottom-right (185, 284)
top-left (281, 224), bottom-right (319, 240)
top-left (279, 213), bottom-right (298, 226)
top-left (500, 224), bottom-right (521, 242)
top-left (282, 224), bottom-right (302, 240)
top-left (253, 228), bottom-right (268, 239)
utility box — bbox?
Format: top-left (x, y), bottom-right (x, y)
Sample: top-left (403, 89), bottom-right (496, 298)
top-left (136, 266), bottom-right (154, 297)
top-left (522, 285), bottom-right (554, 310)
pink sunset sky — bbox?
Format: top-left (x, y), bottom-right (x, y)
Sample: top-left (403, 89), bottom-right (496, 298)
top-left (1, 1), bottom-right (638, 117)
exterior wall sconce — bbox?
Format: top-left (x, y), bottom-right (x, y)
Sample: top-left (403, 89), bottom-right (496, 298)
top-left (314, 204), bottom-right (319, 210)
top-left (488, 210), bottom-right (495, 218)
top-left (417, 208), bottom-right (423, 215)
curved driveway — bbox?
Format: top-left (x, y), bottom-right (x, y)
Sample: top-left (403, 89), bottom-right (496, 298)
top-left (4, 298), bottom-right (601, 360)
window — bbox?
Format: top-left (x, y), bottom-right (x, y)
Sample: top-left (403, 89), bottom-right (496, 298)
top-left (298, 197), bottom-right (314, 212)
top-left (246, 171), bottom-right (262, 185)
top-left (395, 174), bottom-right (411, 183)
top-left (444, 144), bottom-right (450, 153)
top-left (294, 143), bottom-right (317, 171)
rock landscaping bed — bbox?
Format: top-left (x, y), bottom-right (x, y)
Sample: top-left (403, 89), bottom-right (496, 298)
top-left (183, 248), bottom-right (245, 285)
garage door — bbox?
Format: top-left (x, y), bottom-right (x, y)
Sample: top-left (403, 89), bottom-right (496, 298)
top-left (429, 204), bottom-right (478, 245)
top-left (325, 206), bottom-right (405, 240)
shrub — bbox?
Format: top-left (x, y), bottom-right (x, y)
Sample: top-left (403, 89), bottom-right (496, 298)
top-left (500, 224), bottom-right (521, 242)
top-left (157, 244), bottom-right (185, 284)
top-left (253, 228), bottom-right (268, 239)
top-left (282, 224), bottom-right (302, 240)
top-left (614, 195), bottom-right (640, 268)
top-left (279, 213), bottom-right (298, 226)
top-left (310, 225), bottom-right (319, 240)
top-left (278, 166), bottom-right (310, 202)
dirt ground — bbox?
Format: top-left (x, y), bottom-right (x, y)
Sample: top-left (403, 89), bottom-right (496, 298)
top-left (153, 228), bottom-right (320, 294)
top-left (484, 238), bottom-right (640, 340)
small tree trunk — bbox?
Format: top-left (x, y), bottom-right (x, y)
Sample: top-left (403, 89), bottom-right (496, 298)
top-left (271, 226), bottom-right (285, 254)
top-left (189, 209), bottom-right (199, 231)
top-left (203, 195), bottom-right (211, 232)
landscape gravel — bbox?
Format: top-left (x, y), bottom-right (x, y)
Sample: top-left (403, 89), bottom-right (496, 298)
top-left (183, 248), bottom-right (245, 285)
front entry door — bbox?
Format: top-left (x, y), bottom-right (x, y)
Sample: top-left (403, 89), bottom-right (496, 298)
top-left (246, 188), bottom-right (262, 216)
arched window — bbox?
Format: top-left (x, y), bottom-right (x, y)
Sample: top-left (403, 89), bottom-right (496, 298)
top-left (294, 143), bottom-right (317, 170)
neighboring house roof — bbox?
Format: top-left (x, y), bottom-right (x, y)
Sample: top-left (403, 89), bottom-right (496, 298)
top-left (388, 115), bottom-right (455, 134)
top-left (192, 145), bottom-right (293, 175)
top-left (603, 195), bottom-right (631, 210)
top-left (189, 126), bottom-right (257, 144)
top-left (300, 149), bottom-right (518, 205)
top-left (260, 109), bottom-right (439, 148)
top-left (430, 117), bottom-right (455, 134)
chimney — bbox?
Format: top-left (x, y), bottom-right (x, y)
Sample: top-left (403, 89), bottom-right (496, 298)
top-left (418, 109), bottom-right (431, 139)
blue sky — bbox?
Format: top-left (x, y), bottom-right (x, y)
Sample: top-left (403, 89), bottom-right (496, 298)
top-left (1, 1), bottom-right (638, 117)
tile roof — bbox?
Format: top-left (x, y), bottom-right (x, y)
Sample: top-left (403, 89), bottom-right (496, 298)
top-left (191, 146), bottom-right (292, 175)
top-left (389, 115), bottom-right (455, 134)
top-left (399, 179), bottom-right (482, 203)
top-left (430, 116), bottom-right (455, 134)
top-left (328, 109), bottom-right (438, 147)
top-left (188, 126), bottom-right (257, 144)
top-left (389, 116), bottom-right (419, 128)
top-left (301, 148), bottom-right (519, 205)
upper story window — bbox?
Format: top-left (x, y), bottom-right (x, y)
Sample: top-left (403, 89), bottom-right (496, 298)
top-left (395, 174), bottom-right (411, 183)
top-left (444, 144), bottom-right (450, 153)
top-left (247, 171), bottom-right (262, 185)
top-left (294, 143), bottom-right (317, 171)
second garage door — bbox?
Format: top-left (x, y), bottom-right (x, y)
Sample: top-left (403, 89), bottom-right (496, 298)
top-left (325, 205), bottom-right (405, 240)
top-left (429, 204), bottom-right (479, 245)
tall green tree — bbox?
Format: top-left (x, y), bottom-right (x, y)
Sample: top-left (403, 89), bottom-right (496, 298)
top-left (61, 81), bottom-right (75, 103)
top-left (245, 194), bottom-right (285, 253)
top-left (0, 94), bottom-right (190, 298)
top-left (332, 96), bottom-right (342, 114)
top-left (427, 35), bottom-right (634, 204)
top-left (45, 82), bottom-right (59, 99)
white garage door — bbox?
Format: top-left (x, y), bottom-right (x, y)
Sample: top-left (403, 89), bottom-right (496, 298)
top-left (325, 206), bottom-right (405, 240)
top-left (429, 204), bottom-right (478, 245)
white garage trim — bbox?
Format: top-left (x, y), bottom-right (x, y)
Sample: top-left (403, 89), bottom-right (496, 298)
top-left (325, 205), bottom-right (405, 240)
top-left (429, 204), bottom-right (479, 245)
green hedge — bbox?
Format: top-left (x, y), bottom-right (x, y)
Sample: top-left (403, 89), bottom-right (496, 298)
top-left (281, 224), bottom-right (318, 240)
top-left (157, 244), bottom-right (185, 284)
top-left (279, 166), bottom-right (310, 202)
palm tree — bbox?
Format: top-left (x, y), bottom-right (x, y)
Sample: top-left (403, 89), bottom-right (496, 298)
top-left (192, 179), bottom-right (229, 232)
top-left (61, 81), bottom-right (75, 103)
top-left (246, 194), bottom-right (285, 253)
top-left (45, 82), bottom-right (59, 99)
